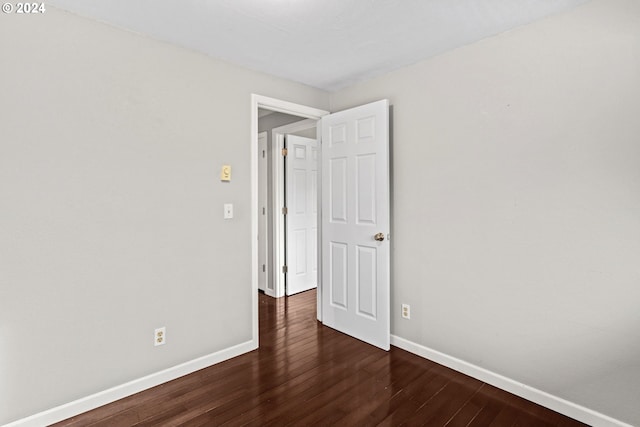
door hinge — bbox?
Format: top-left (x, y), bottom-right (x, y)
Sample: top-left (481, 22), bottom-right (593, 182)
top-left (282, 265), bottom-right (288, 273)
top-left (282, 147), bottom-right (288, 156)
top-left (262, 207), bottom-right (265, 215)
top-left (262, 264), bottom-right (266, 273)
top-left (282, 207), bottom-right (288, 215)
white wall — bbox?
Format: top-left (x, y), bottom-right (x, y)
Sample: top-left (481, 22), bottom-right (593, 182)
top-left (0, 8), bottom-right (328, 425)
top-left (3, 1), bottom-right (640, 425)
top-left (331, 0), bottom-right (640, 425)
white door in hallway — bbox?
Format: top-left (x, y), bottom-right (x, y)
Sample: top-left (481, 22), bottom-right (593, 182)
top-left (285, 135), bottom-right (318, 295)
top-left (321, 99), bottom-right (390, 351)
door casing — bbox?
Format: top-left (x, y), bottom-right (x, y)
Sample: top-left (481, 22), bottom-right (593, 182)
top-left (257, 131), bottom-right (268, 293)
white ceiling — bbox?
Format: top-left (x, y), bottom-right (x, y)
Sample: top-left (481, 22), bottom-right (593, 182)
top-left (49, 0), bottom-right (590, 92)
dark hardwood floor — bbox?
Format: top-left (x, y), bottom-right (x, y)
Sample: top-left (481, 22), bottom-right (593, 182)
top-left (54, 290), bottom-right (588, 426)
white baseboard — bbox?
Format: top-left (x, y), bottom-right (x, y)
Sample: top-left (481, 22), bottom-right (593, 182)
top-left (6, 336), bottom-right (631, 427)
top-left (390, 335), bottom-right (631, 427)
top-left (3, 340), bottom-right (257, 427)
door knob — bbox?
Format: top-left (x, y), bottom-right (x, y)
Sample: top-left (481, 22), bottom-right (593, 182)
top-left (374, 232), bottom-right (385, 242)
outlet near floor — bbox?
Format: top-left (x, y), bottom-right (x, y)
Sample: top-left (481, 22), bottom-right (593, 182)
top-left (154, 327), bottom-right (166, 346)
top-left (401, 304), bottom-right (410, 319)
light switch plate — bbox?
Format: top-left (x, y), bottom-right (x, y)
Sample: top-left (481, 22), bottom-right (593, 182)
top-left (224, 203), bottom-right (233, 219)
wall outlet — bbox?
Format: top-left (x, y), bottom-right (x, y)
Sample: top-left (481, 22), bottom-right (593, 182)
top-left (401, 304), bottom-right (411, 319)
top-left (154, 327), bottom-right (166, 346)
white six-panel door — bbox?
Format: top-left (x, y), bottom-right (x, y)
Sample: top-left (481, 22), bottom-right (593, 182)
top-left (285, 135), bottom-right (319, 295)
top-left (321, 100), bottom-right (390, 350)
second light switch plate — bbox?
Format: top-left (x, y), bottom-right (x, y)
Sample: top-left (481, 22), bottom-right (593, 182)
top-left (224, 203), bottom-right (233, 219)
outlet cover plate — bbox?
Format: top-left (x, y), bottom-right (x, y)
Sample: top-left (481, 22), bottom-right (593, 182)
top-left (401, 304), bottom-right (411, 319)
top-left (155, 327), bottom-right (166, 346)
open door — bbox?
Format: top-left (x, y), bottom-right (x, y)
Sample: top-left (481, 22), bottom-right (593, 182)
top-left (285, 134), bottom-right (319, 295)
top-left (321, 100), bottom-right (390, 350)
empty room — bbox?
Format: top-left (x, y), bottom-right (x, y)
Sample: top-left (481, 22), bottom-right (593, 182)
top-left (1, 0), bottom-right (639, 426)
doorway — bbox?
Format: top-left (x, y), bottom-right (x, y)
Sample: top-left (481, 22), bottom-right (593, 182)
top-left (257, 113), bottom-right (315, 297)
top-left (251, 94), bottom-right (391, 351)
top-left (251, 95), bottom-right (329, 336)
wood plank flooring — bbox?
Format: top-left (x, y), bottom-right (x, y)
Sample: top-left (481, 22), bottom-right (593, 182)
top-left (54, 290), bottom-right (588, 426)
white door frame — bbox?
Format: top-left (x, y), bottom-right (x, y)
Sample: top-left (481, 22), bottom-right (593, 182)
top-left (250, 94), bottom-right (329, 346)
top-left (257, 131), bottom-right (268, 294)
top-left (271, 119), bottom-right (318, 299)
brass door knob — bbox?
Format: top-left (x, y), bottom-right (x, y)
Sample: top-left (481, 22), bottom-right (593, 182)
top-left (374, 232), bottom-right (385, 242)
